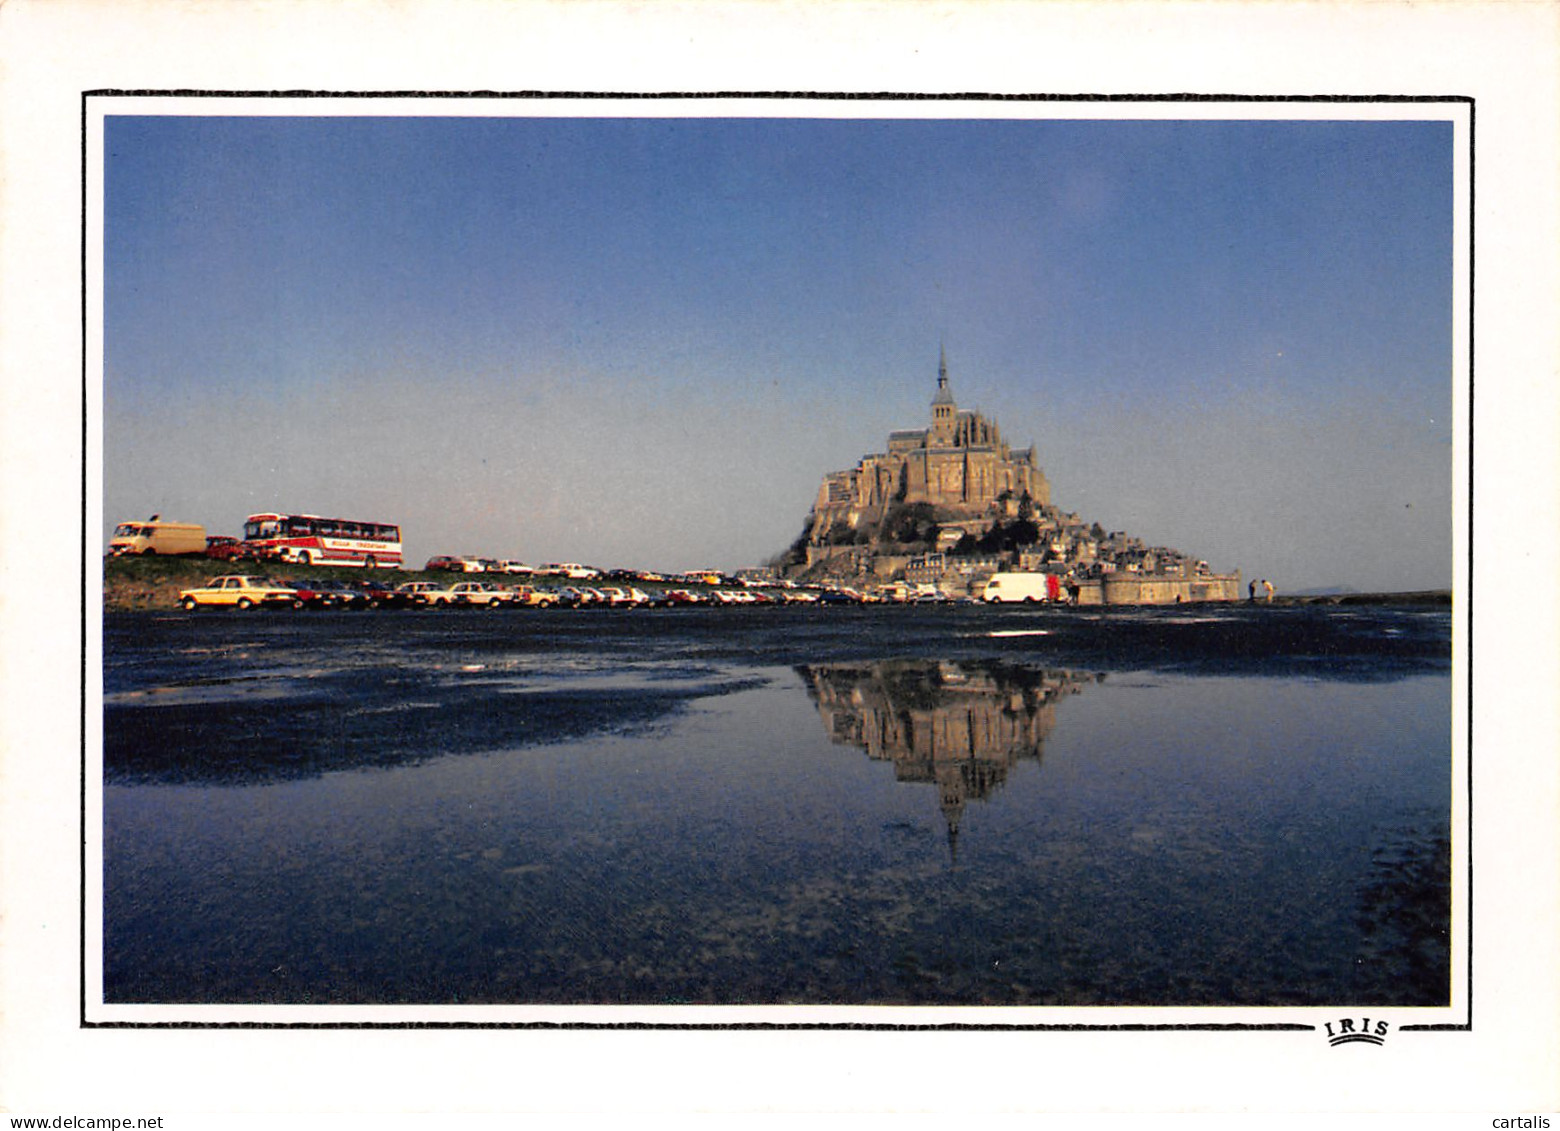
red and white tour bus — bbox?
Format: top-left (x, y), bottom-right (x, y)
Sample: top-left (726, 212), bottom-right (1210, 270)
top-left (241, 513), bottom-right (403, 568)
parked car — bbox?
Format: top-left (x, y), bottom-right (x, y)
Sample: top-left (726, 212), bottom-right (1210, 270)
top-left (511, 585), bottom-right (565, 608)
top-left (596, 586), bottom-right (645, 607)
top-left (178, 575), bottom-right (299, 611)
top-left (449, 581), bottom-right (515, 608)
top-left (817, 590), bottom-right (860, 605)
top-left (280, 578), bottom-right (337, 609)
top-left (308, 578), bottom-right (371, 609)
top-left (430, 556), bottom-right (488, 572)
top-left (396, 580), bottom-right (459, 607)
top-left (203, 535), bottom-right (243, 561)
top-left (356, 578), bottom-right (413, 609)
top-left (661, 589), bottom-right (707, 606)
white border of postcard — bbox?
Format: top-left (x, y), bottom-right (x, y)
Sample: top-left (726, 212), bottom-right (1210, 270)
top-left (4, 0), bottom-right (1556, 1118)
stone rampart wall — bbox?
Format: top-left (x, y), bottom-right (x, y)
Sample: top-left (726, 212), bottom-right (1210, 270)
top-left (1099, 573), bottom-right (1242, 605)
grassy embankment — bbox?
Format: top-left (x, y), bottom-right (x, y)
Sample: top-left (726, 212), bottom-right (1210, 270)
top-left (102, 555), bottom-right (421, 611)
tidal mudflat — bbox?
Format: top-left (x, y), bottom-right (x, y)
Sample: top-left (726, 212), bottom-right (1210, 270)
top-left (101, 603), bottom-right (1452, 1007)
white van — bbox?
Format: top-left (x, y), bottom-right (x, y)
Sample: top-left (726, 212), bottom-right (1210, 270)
top-left (108, 519), bottom-right (207, 557)
top-left (981, 572), bottom-right (1058, 603)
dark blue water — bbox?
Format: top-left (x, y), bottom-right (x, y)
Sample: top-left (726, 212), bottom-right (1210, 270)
top-left (101, 603), bottom-right (1453, 1007)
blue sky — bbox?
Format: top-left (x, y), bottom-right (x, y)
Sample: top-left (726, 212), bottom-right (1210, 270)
top-left (104, 113), bottom-right (1454, 590)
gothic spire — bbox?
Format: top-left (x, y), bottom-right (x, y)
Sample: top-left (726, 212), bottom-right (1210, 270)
top-left (932, 345), bottom-right (955, 408)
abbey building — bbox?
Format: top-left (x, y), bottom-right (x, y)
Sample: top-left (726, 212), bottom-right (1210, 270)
top-left (806, 350), bottom-right (1049, 548)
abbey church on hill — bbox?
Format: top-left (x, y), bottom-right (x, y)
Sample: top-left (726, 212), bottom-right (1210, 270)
top-left (786, 349), bottom-right (1242, 603)
top-left (805, 349), bottom-right (1049, 547)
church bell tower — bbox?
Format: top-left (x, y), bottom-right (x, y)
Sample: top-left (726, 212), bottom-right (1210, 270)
top-left (930, 345), bottom-right (957, 446)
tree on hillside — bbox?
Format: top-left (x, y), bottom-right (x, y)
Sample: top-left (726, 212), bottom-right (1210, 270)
top-left (769, 521), bottom-right (814, 571)
top-left (880, 502), bottom-right (940, 547)
top-left (977, 518), bottom-right (1041, 553)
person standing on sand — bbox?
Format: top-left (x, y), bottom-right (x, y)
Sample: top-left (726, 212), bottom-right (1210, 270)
top-left (1262, 579), bottom-right (1274, 602)
top-left (1248, 580), bottom-right (1257, 601)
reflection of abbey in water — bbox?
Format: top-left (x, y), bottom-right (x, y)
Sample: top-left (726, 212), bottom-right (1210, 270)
top-left (797, 660), bottom-right (1099, 856)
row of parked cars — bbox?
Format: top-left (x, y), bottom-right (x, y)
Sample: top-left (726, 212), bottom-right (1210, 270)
top-left (177, 575), bottom-right (531, 610)
top-left (423, 557), bottom-right (735, 587)
top-left (175, 575), bottom-right (868, 611)
top-left (424, 556), bottom-right (619, 578)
